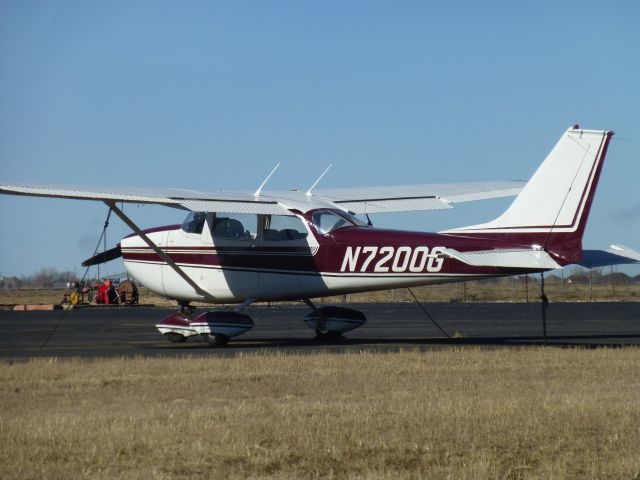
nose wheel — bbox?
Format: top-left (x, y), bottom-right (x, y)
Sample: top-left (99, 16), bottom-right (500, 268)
top-left (165, 332), bottom-right (188, 343)
top-left (157, 299), bottom-right (256, 346)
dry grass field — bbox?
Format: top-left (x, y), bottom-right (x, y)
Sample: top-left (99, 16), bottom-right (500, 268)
top-left (1, 348), bottom-right (639, 479)
top-left (1, 280), bottom-right (639, 308)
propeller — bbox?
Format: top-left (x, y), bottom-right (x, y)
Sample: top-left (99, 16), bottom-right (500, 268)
top-left (81, 244), bottom-right (122, 267)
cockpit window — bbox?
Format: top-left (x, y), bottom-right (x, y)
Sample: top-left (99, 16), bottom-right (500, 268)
top-left (311, 209), bottom-right (367, 234)
top-left (182, 211), bottom-right (206, 234)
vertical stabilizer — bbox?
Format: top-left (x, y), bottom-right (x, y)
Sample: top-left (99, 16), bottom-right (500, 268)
top-left (445, 126), bottom-right (614, 264)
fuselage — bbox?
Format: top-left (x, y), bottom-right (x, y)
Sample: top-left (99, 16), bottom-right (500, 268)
top-left (121, 208), bottom-right (544, 303)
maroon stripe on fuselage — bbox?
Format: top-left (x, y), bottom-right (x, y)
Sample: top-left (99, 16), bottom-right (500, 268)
top-left (123, 227), bottom-right (546, 277)
top-left (324, 227), bottom-right (533, 276)
top-left (123, 247), bottom-right (319, 272)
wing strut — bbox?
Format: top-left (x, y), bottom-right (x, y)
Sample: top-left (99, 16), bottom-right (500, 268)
top-left (105, 201), bottom-right (215, 301)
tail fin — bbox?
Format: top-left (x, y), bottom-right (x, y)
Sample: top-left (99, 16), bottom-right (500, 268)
top-left (446, 126), bottom-right (614, 265)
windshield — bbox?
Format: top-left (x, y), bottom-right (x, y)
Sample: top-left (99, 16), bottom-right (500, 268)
top-left (311, 210), bottom-right (367, 234)
top-left (181, 211), bottom-right (206, 234)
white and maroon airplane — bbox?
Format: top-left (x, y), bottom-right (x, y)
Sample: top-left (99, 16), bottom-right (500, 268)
top-left (2, 126), bottom-right (638, 345)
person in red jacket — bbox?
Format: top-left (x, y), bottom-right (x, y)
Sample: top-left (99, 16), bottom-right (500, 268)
top-left (97, 278), bottom-right (112, 304)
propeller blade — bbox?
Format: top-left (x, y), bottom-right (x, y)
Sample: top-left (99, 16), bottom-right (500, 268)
top-left (82, 245), bottom-right (122, 267)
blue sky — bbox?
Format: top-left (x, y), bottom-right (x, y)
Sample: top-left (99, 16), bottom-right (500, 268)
top-left (1, 1), bottom-right (639, 277)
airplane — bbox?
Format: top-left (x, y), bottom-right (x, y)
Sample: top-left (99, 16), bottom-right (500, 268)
top-left (1, 125), bottom-right (638, 345)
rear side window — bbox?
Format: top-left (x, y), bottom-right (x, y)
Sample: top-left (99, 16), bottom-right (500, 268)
top-left (182, 211), bottom-right (206, 234)
top-left (262, 215), bottom-right (308, 241)
top-left (211, 213), bottom-right (258, 241)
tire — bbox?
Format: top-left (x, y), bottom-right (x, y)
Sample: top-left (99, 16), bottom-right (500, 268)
top-left (204, 333), bottom-right (230, 347)
top-left (314, 331), bottom-right (343, 342)
top-left (165, 333), bottom-right (187, 343)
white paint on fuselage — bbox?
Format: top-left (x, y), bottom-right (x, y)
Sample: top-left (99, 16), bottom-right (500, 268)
top-left (121, 216), bottom-right (504, 304)
top-left (121, 229), bottom-right (169, 298)
top-left (124, 256), bottom-right (490, 304)
top-left (121, 215), bottom-right (323, 303)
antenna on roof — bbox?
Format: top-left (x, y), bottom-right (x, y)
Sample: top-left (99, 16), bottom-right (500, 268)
top-left (306, 164), bottom-right (332, 197)
top-left (254, 163), bottom-right (280, 197)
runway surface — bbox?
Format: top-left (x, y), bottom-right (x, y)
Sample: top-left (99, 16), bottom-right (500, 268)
top-left (1, 302), bottom-right (639, 358)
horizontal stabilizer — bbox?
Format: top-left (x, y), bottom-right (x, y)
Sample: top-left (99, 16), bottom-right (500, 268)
top-left (442, 248), bottom-right (561, 269)
top-left (609, 245), bottom-right (640, 261)
top-left (579, 245), bottom-right (640, 268)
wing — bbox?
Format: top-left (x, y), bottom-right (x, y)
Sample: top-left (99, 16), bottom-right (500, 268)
top-left (0, 180), bottom-right (525, 215)
top-left (308, 181), bottom-right (525, 213)
top-left (0, 183), bottom-right (290, 214)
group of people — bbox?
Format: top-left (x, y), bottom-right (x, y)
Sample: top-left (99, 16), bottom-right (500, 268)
top-left (95, 278), bottom-right (118, 304)
top-left (64, 278), bottom-right (138, 305)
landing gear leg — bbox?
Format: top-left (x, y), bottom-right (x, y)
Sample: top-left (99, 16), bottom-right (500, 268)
top-left (178, 301), bottom-right (195, 315)
top-left (304, 298), bottom-right (330, 336)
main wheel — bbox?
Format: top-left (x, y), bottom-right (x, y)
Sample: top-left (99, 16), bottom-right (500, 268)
top-left (314, 331), bottom-right (344, 342)
top-left (165, 333), bottom-right (187, 343)
top-left (204, 333), bottom-right (230, 346)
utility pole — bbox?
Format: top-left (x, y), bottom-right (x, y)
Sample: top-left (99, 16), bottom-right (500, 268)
top-left (611, 265), bottom-right (615, 294)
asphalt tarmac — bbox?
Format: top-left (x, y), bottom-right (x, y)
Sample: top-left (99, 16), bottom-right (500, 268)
top-left (1, 302), bottom-right (639, 358)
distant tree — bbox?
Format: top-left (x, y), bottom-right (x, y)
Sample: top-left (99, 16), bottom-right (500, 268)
top-left (0, 276), bottom-right (23, 290)
top-left (20, 268), bottom-right (77, 288)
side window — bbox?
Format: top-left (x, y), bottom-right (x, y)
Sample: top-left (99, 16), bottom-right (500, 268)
top-left (182, 211), bottom-right (206, 234)
top-left (210, 213), bottom-right (258, 241)
top-left (262, 215), bottom-right (308, 242)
